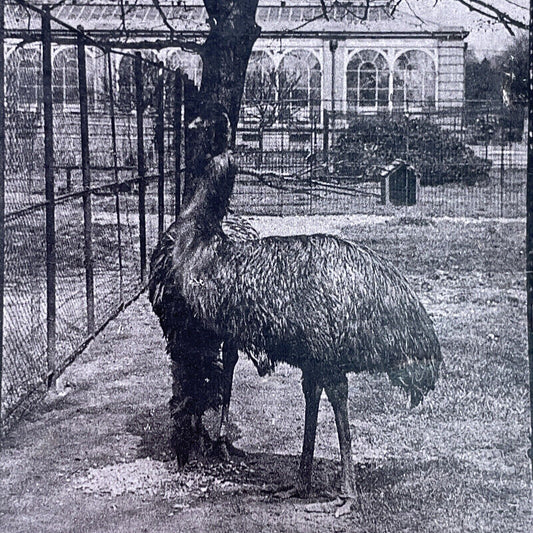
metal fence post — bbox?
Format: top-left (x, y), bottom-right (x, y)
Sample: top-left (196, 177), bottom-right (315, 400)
top-left (156, 62), bottom-right (165, 238)
top-left (323, 109), bottom-right (329, 174)
top-left (107, 51), bottom-right (124, 303)
top-left (0, 0), bottom-right (6, 419)
top-left (182, 78), bottom-right (198, 206)
top-left (134, 52), bottom-right (147, 282)
top-left (499, 104), bottom-right (506, 218)
top-left (526, 0), bottom-right (533, 479)
top-left (42, 7), bottom-right (56, 387)
top-left (173, 70), bottom-right (183, 219)
top-left (77, 28), bottom-right (95, 336)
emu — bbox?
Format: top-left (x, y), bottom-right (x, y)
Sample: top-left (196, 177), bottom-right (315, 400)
top-left (150, 107), bottom-right (271, 461)
top-left (150, 208), bottom-right (273, 462)
top-left (149, 105), bottom-right (441, 504)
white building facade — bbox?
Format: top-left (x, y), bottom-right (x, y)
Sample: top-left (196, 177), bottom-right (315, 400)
top-left (4, 1), bottom-right (467, 119)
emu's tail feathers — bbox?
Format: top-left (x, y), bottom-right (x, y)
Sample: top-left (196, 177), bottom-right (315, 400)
top-left (387, 358), bottom-right (441, 407)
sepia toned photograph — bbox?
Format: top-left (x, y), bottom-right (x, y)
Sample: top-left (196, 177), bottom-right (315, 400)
top-left (0, 1), bottom-right (531, 531)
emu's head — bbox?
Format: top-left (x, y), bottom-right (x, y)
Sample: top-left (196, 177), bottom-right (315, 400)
top-left (188, 103), bottom-right (231, 158)
top-left (182, 103), bottom-right (236, 223)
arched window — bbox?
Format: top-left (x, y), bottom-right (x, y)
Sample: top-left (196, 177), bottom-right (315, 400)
top-left (117, 52), bottom-right (159, 112)
top-left (244, 51), bottom-right (276, 104)
top-left (86, 47), bottom-right (103, 109)
top-left (278, 50), bottom-right (321, 123)
top-left (52, 47), bottom-right (96, 108)
top-left (393, 50), bottom-right (436, 110)
top-left (242, 51), bottom-right (276, 125)
top-left (53, 48), bottom-right (78, 107)
top-left (166, 50), bottom-right (202, 87)
top-left (346, 50), bottom-right (389, 111)
top-left (117, 55), bottom-right (135, 112)
top-left (6, 47), bottom-right (42, 108)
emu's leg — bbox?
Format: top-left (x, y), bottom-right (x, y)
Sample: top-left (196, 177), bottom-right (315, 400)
top-left (169, 355), bottom-right (195, 467)
top-left (248, 351), bottom-right (274, 377)
top-left (298, 370), bottom-right (323, 496)
top-left (324, 374), bottom-right (356, 498)
top-left (214, 340), bottom-right (239, 460)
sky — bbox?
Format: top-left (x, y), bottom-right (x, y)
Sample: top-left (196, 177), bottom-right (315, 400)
top-left (403, 0), bottom-right (528, 56)
top-left (270, 1), bottom-right (527, 55)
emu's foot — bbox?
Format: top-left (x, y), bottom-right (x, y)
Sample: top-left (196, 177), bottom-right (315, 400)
top-left (224, 441), bottom-right (246, 457)
top-left (211, 437), bottom-right (246, 462)
top-left (211, 439), bottom-right (231, 462)
top-left (171, 427), bottom-right (215, 466)
top-left (334, 496), bottom-right (356, 518)
top-left (184, 436), bottom-right (215, 464)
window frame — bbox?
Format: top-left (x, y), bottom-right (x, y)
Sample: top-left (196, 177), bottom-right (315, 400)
top-left (346, 49), bottom-right (390, 113)
top-left (392, 50), bottom-right (437, 112)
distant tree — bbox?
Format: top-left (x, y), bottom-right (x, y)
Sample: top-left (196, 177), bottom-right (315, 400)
top-left (465, 51), bottom-right (501, 103)
top-left (465, 33), bottom-right (528, 106)
top-left (243, 66), bottom-right (301, 128)
top-left (242, 63), bottom-right (301, 165)
top-left (498, 33), bottom-right (528, 105)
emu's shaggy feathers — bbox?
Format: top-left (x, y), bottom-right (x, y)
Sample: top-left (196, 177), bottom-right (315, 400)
top-left (152, 225), bottom-right (441, 405)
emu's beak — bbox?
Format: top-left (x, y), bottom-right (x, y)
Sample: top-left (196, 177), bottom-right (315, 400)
top-left (188, 117), bottom-right (204, 130)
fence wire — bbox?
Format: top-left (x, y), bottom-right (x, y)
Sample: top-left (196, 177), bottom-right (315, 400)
top-left (0, 8), bottom-right (191, 432)
top-left (233, 100), bottom-right (527, 218)
top-left (0, 3), bottom-right (528, 433)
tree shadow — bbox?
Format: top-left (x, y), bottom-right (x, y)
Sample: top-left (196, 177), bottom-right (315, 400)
top-left (126, 403), bottom-right (174, 461)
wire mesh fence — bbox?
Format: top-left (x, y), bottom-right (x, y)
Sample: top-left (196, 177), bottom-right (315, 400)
top-left (0, 4), bottom-right (527, 434)
top-left (232, 100), bottom-right (527, 218)
top-left (0, 5), bottom-right (194, 433)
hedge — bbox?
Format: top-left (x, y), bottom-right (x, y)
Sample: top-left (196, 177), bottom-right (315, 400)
top-left (333, 114), bottom-right (492, 186)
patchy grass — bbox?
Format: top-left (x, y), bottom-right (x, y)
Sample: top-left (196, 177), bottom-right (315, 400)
top-left (0, 215), bottom-right (530, 533)
top-left (247, 216), bottom-right (530, 531)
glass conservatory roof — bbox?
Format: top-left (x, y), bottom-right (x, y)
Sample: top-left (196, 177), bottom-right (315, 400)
top-left (5, 1), bottom-right (465, 36)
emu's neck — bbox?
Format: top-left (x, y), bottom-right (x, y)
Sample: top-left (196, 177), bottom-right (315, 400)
top-left (180, 152), bottom-right (236, 231)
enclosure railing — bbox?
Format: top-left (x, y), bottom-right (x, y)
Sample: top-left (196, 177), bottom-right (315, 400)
top-left (0, 3), bottom-right (528, 433)
top-left (0, 3), bottom-right (198, 433)
top-left (233, 98), bottom-right (527, 218)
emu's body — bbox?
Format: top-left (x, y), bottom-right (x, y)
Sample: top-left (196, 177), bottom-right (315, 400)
top-left (150, 139), bottom-right (441, 495)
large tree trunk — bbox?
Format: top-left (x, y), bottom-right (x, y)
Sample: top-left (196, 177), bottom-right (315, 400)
top-left (172, 1), bottom-right (260, 464)
top-left (183, 0), bottom-right (260, 206)
top-left (199, 0), bottom-right (261, 138)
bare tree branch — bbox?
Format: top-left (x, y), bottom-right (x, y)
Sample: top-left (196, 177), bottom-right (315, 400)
top-left (16, 1), bottom-right (529, 35)
top-left (118, 0), bottom-right (130, 40)
top-left (437, 0), bottom-right (527, 34)
top-left (144, 1), bottom-right (204, 53)
top-left (501, 0), bottom-right (528, 10)
top-left (332, 1), bottom-right (373, 21)
top-left (389, 0), bottom-right (405, 17)
top-left (244, 65), bottom-right (302, 129)
top-left (151, 0), bottom-right (178, 34)
top-left (404, 0), bottom-right (429, 26)
top-left (319, 0), bottom-right (330, 21)
top-left (48, 0), bottom-right (70, 10)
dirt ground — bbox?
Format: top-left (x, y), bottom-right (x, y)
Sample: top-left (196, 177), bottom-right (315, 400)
top-left (1, 215), bottom-right (532, 532)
